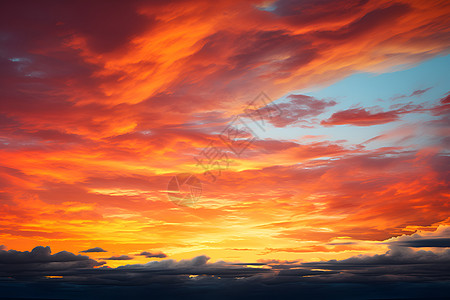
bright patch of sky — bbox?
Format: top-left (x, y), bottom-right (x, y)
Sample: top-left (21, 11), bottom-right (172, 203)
top-left (245, 54), bottom-right (450, 150)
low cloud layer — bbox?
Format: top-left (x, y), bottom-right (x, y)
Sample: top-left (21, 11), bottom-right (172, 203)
top-left (1, 234), bottom-right (449, 299)
top-left (0, 246), bottom-right (104, 278)
top-left (2, 228), bottom-right (450, 284)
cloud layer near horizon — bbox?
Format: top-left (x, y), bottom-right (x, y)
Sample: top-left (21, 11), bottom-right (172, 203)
top-left (1, 226), bottom-right (449, 280)
top-left (0, 0), bottom-right (449, 270)
top-left (0, 226), bottom-right (449, 300)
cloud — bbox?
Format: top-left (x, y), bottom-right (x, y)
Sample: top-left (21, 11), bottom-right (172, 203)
top-left (0, 247), bottom-right (270, 283)
top-left (103, 255), bottom-right (134, 260)
top-left (0, 243), bottom-right (449, 300)
top-left (0, 246), bottom-right (94, 264)
top-left (0, 246), bottom-right (103, 278)
top-left (441, 94), bottom-right (450, 105)
top-left (411, 88), bottom-right (432, 97)
top-left (247, 94), bottom-right (336, 127)
top-left (395, 238), bottom-right (450, 248)
top-left (80, 247), bottom-right (107, 253)
top-left (300, 246), bottom-right (450, 283)
top-left (326, 242), bottom-right (358, 246)
top-left (139, 251), bottom-right (167, 258)
top-left (431, 93), bottom-right (450, 116)
top-left (388, 226), bottom-right (450, 248)
top-left (321, 104), bottom-right (423, 126)
top-left (0, 0), bottom-right (156, 55)
top-left (315, 2), bottom-right (412, 40)
top-left (272, 0), bottom-right (369, 25)
top-left (392, 87), bottom-right (432, 100)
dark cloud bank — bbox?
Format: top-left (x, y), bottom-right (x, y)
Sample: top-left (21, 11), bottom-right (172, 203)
top-left (0, 241), bottom-right (449, 300)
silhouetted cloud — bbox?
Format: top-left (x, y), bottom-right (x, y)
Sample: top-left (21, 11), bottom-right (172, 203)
top-left (302, 246), bottom-right (450, 280)
top-left (139, 251), bottom-right (167, 258)
top-left (0, 246), bottom-right (104, 278)
top-left (0, 234), bottom-right (450, 299)
top-left (0, 243), bottom-right (449, 299)
top-left (80, 247), bottom-right (107, 253)
top-left (103, 255), bottom-right (134, 260)
top-left (2, 232), bottom-right (450, 284)
top-left (388, 226), bottom-right (450, 248)
top-left (395, 238), bottom-right (450, 248)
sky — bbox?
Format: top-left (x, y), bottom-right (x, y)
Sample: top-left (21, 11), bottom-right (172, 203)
top-left (0, 0), bottom-right (449, 299)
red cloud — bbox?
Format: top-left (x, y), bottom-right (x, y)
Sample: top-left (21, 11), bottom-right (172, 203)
top-left (321, 108), bottom-right (401, 126)
top-left (431, 94), bottom-right (450, 116)
top-left (321, 103), bottom-right (424, 126)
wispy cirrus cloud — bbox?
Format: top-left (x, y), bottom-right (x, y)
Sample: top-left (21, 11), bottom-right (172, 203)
top-left (392, 87), bottom-right (432, 100)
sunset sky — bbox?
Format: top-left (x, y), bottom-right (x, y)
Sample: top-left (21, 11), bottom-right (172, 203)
top-left (0, 0), bottom-right (449, 299)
